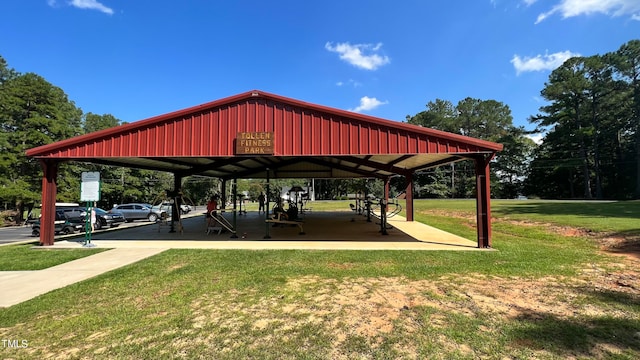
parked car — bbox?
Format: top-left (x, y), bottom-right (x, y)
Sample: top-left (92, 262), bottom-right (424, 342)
top-left (31, 209), bottom-right (84, 237)
top-left (152, 202), bottom-right (191, 215)
top-left (112, 203), bottom-right (161, 222)
top-left (57, 206), bottom-right (87, 222)
top-left (92, 207), bottom-right (125, 230)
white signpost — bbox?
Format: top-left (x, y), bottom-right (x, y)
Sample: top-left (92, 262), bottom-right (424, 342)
top-left (81, 172), bottom-right (101, 202)
top-left (81, 172), bottom-right (101, 247)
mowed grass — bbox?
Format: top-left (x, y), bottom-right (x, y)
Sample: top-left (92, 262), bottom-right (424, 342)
top-left (0, 200), bottom-right (639, 359)
top-left (0, 244), bottom-right (106, 270)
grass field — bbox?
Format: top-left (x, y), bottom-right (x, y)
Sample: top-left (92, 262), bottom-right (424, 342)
top-left (0, 199), bottom-right (638, 359)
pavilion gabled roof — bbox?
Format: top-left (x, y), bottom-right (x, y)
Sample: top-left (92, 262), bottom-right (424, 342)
top-left (26, 90), bottom-right (502, 179)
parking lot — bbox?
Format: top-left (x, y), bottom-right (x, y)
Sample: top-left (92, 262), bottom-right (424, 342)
top-left (0, 206), bottom-right (204, 246)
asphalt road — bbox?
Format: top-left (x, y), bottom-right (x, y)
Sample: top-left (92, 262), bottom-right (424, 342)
top-left (0, 224), bottom-right (35, 244)
top-left (0, 206), bottom-right (206, 245)
top-left (0, 220), bottom-right (153, 245)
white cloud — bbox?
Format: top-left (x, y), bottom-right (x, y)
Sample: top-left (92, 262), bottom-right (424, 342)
top-left (511, 50), bottom-right (581, 75)
top-left (325, 42), bottom-right (390, 70)
top-left (349, 96), bottom-right (389, 113)
top-left (526, 133), bottom-right (544, 145)
top-left (71, 0), bottom-right (113, 14)
top-left (49, 0), bottom-right (114, 15)
top-left (523, 0), bottom-right (538, 6)
top-left (336, 79), bottom-right (362, 88)
top-left (535, 0), bottom-right (640, 23)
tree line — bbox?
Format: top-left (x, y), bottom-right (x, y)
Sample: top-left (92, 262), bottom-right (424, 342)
top-left (1, 39), bottom-right (638, 223)
top-left (527, 40), bottom-right (640, 200)
top-left (0, 57), bottom-right (174, 222)
top-left (405, 39), bottom-right (640, 201)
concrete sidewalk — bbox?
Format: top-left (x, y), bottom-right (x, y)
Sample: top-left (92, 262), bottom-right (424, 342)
top-left (0, 248), bottom-right (165, 307)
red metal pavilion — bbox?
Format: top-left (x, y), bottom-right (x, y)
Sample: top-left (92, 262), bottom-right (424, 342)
top-left (26, 90), bottom-right (503, 247)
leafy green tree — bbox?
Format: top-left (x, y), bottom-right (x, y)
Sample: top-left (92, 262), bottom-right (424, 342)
top-left (407, 97), bottom-right (519, 198)
top-left (528, 41), bottom-right (640, 200)
top-left (0, 56), bottom-right (18, 84)
top-left (84, 112), bottom-right (120, 133)
top-left (612, 40), bottom-right (640, 198)
top-left (182, 176), bottom-right (219, 205)
top-left (493, 127), bottom-right (537, 198)
top-left (456, 98), bottom-right (513, 141)
top-left (407, 99), bottom-right (457, 132)
top-left (533, 57), bottom-right (593, 198)
top-left (524, 127), bottom-right (582, 198)
top-left (414, 167), bottom-right (451, 198)
top-left (0, 67), bottom-right (83, 220)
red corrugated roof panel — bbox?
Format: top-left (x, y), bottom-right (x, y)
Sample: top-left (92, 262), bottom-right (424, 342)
top-left (26, 90), bottom-right (502, 160)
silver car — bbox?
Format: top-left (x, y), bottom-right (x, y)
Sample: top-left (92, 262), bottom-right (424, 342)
top-left (112, 203), bottom-right (161, 222)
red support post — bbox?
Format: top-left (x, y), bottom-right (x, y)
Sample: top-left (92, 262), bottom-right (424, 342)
top-left (475, 154), bottom-right (494, 248)
top-left (405, 172), bottom-right (414, 221)
top-left (39, 160), bottom-right (58, 246)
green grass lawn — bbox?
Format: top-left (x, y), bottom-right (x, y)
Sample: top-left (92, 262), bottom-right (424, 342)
top-left (0, 245), bottom-right (106, 271)
top-left (0, 200), bottom-right (638, 359)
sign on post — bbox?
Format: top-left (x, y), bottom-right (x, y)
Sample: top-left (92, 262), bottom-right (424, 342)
top-left (81, 172), bottom-right (100, 247)
top-left (81, 172), bottom-right (101, 201)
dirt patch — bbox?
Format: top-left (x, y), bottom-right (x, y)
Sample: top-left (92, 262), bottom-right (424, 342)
top-left (598, 235), bottom-right (640, 261)
top-left (184, 265), bottom-right (639, 357)
top-left (184, 211), bottom-right (640, 357)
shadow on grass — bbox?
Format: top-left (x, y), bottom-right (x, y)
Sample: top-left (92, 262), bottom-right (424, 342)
top-left (508, 312), bottom-right (640, 357)
top-left (494, 200), bottom-right (640, 221)
top-left (579, 288), bottom-right (640, 308)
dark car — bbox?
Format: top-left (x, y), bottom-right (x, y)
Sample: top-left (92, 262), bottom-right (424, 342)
top-left (57, 206), bottom-right (86, 222)
top-left (92, 207), bottom-right (125, 230)
top-left (31, 210), bottom-right (84, 237)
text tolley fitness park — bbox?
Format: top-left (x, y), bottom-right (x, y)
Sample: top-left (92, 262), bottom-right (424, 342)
top-left (236, 132), bottom-right (274, 155)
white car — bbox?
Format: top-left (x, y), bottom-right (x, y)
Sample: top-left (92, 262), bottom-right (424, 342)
top-left (152, 202), bottom-right (191, 215)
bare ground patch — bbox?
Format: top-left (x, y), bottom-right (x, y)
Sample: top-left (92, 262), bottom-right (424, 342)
top-left (183, 265), bottom-right (640, 358)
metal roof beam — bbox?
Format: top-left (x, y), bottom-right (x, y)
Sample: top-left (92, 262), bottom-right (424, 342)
top-left (74, 158), bottom-right (186, 173)
top-left (144, 157), bottom-right (196, 167)
top-left (220, 157), bottom-right (302, 180)
top-left (406, 155), bottom-right (466, 172)
top-left (339, 156), bottom-right (412, 176)
top-left (180, 157), bottom-right (255, 176)
top-left (306, 157), bottom-right (386, 179)
top-left (388, 154), bottom-right (415, 166)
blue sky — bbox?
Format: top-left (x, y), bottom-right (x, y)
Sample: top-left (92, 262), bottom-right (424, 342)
top-left (1, 1), bottom-right (639, 138)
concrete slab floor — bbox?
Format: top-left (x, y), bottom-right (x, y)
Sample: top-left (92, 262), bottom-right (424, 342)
top-left (48, 210), bottom-right (487, 251)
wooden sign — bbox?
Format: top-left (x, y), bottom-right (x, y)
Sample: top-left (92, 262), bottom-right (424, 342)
top-left (236, 132), bottom-right (274, 155)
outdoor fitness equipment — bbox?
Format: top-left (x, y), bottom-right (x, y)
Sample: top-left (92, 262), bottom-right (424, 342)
top-left (207, 209), bottom-right (237, 237)
top-left (152, 189), bottom-right (194, 234)
top-left (288, 186), bottom-right (311, 215)
top-left (366, 198), bottom-right (403, 235)
top-left (266, 198), bottom-right (305, 235)
top-left (235, 192), bottom-right (247, 215)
